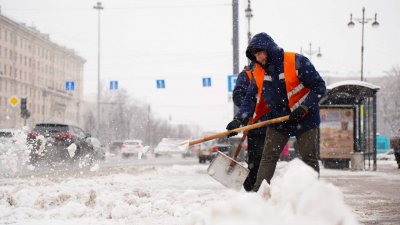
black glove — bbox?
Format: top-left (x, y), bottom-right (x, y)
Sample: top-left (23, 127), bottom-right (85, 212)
top-left (289, 105), bottom-right (308, 121)
top-left (226, 119), bottom-right (242, 138)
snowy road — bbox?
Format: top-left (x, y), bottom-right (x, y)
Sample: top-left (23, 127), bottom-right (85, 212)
top-left (1, 152), bottom-right (399, 225)
top-left (0, 155), bottom-right (361, 225)
top-left (0, 153), bottom-right (198, 178)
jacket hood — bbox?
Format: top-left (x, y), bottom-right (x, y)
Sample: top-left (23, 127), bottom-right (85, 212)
top-left (246, 32), bottom-right (282, 64)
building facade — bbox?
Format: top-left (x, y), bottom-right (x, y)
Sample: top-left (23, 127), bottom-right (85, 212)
top-left (0, 13), bottom-right (86, 129)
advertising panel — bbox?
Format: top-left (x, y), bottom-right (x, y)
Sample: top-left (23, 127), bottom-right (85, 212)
top-left (320, 107), bottom-right (355, 159)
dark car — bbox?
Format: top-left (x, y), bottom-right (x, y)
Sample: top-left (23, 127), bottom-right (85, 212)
top-left (198, 136), bottom-right (231, 163)
top-left (213, 136), bottom-right (230, 156)
top-left (109, 141), bottom-right (124, 154)
top-left (27, 123), bottom-right (94, 165)
top-left (88, 137), bottom-right (106, 161)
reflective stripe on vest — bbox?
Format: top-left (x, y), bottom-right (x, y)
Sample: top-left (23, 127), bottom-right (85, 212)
top-left (251, 52), bottom-right (310, 114)
top-left (283, 52), bottom-right (310, 112)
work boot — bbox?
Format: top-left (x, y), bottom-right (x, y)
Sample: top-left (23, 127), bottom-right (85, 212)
top-left (243, 176), bottom-right (254, 192)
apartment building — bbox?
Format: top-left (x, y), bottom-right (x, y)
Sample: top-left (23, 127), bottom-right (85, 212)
top-left (0, 13), bottom-right (86, 129)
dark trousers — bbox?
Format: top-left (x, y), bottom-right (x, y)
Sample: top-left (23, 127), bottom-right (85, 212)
top-left (253, 128), bottom-right (320, 192)
top-left (243, 134), bottom-right (266, 192)
top-left (395, 150), bottom-right (400, 168)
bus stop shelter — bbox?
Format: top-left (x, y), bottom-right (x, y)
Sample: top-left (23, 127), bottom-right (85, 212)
top-left (319, 80), bottom-right (380, 170)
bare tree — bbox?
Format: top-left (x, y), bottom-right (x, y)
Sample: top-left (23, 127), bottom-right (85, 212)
top-left (84, 86), bottom-right (199, 148)
top-left (377, 66), bottom-right (400, 136)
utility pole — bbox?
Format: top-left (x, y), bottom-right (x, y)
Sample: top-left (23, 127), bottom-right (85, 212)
top-left (347, 8), bottom-right (379, 81)
top-left (300, 43), bottom-right (322, 62)
top-left (232, 0), bottom-right (239, 116)
top-left (93, 2), bottom-right (103, 137)
top-left (245, 0), bottom-right (253, 65)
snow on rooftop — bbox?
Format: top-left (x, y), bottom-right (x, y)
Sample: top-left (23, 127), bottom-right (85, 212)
top-left (327, 80), bottom-right (380, 91)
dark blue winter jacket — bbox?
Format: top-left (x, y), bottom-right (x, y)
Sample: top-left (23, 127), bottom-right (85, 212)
top-left (233, 65), bottom-right (268, 136)
top-left (235, 32), bottom-right (326, 136)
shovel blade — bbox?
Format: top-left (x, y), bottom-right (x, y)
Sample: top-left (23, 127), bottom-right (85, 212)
top-left (207, 151), bottom-right (249, 191)
top-left (154, 138), bottom-right (190, 154)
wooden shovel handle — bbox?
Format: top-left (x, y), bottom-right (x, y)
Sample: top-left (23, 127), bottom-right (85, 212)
top-left (232, 118), bottom-right (252, 162)
top-left (229, 119), bottom-right (252, 167)
top-left (188, 115), bottom-right (289, 146)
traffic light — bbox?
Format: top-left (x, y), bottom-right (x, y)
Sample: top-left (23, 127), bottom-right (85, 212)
top-left (21, 98), bottom-right (27, 112)
top-left (20, 98), bottom-right (30, 119)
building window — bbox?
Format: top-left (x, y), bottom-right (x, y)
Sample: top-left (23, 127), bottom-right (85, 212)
top-left (4, 48), bottom-right (7, 58)
top-left (5, 30), bottom-right (7, 42)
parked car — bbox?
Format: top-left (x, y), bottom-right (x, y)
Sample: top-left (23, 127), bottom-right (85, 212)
top-left (0, 128), bottom-right (27, 153)
top-left (27, 123), bottom-right (94, 165)
top-left (198, 140), bottom-right (213, 163)
top-left (213, 136), bottom-right (230, 157)
top-left (182, 145), bottom-right (199, 158)
top-left (121, 140), bottom-right (145, 158)
top-left (198, 135), bottom-right (235, 163)
top-left (377, 149), bottom-right (395, 161)
top-left (88, 137), bottom-right (106, 161)
top-left (109, 140), bottom-right (124, 154)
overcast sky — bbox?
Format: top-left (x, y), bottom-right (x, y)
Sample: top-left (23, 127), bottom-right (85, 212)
top-left (1, 0), bottom-right (399, 133)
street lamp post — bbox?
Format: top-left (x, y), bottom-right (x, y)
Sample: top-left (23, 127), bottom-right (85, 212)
top-left (300, 43), bottom-right (322, 61)
top-left (348, 7), bottom-right (379, 81)
top-left (93, 2), bottom-right (103, 137)
top-left (245, 0), bottom-right (253, 64)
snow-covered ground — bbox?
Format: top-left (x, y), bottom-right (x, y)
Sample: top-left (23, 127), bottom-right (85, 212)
top-left (0, 158), bottom-right (361, 225)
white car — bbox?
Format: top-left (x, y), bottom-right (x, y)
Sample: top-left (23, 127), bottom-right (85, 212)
top-left (0, 128), bottom-right (27, 153)
top-left (377, 149), bottom-right (395, 161)
top-left (121, 140), bottom-right (145, 158)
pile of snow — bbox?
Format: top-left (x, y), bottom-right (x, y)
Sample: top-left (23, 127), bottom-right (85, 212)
top-left (193, 159), bottom-right (359, 225)
top-left (0, 159), bottom-right (359, 225)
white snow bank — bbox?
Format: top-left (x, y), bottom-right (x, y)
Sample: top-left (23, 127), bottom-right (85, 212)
top-left (0, 160), bottom-right (359, 225)
top-left (193, 159), bottom-right (359, 225)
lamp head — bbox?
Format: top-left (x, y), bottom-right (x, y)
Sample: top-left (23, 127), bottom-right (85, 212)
top-left (372, 13), bottom-right (379, 28)
top-left (348, 13), bottom-right (355, 28)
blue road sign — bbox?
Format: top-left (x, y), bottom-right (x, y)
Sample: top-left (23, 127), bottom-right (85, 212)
top-left (110, 81), bottom-right (118, 90)
top-left (156, 80), bottom-right (165, 89)
top-left (228, 75), bottom-right (238, 92)
top-left (66, 81), bottom-right (75, 91)
top-left (202, 78), bottom-right (211, 87)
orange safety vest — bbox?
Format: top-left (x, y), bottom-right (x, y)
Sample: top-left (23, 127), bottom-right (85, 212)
top-left (252, 52), bottom-right (310, 114)
top-left (245, 68), bottom-right (270, 122)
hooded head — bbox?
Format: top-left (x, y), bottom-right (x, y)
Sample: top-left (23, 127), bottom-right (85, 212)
top-left (246, 32), bottom-right (282, 65)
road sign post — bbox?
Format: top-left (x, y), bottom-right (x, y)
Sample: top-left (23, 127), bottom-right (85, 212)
top-left (110, 81), bottom-right (118, 90)
top-left (66, 81), bottom-right (75, 91)
top-left (156, 80), bottom-right (165, 89)
top-left (8, 96), bottom-right (20, 108)
top-left (202, 78), bottom-right (212, 87)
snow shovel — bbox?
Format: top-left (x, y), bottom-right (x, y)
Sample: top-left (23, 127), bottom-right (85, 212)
top-left (154, 115), bottom-right (289, 189)
top-left (154, 115), bottom-right (289, 155)
top-left (207, 118), bottom-right (253, 191)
